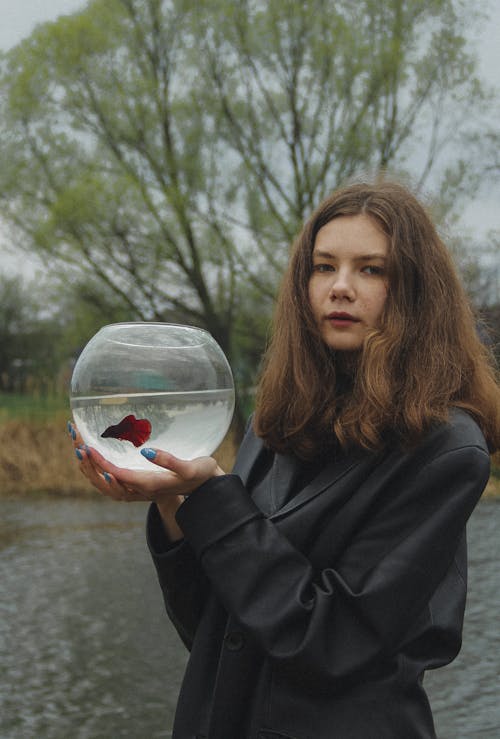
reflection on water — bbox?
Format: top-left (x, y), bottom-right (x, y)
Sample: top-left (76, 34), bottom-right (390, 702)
top-left (425, 500), bottom-right (500, 738)
top-left (0, 497), bottom-right (498, 738)
top-left (0, 498), bottom-right (186, 739)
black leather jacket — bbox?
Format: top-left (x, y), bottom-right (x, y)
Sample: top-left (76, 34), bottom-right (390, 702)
top-left (148, 408), bottom-right (490, 739)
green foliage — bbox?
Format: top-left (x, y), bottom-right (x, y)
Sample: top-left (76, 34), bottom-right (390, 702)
top-left (0, 393), bottom-right (70, 425)
top-left (0, 0), bottom-right (496, 401)
top-left (0, 275), bottom-right (63, 393)
top-left (54, 276), bottom-right (138, 352)
top-left (0, 272), bottom-right (136, 399)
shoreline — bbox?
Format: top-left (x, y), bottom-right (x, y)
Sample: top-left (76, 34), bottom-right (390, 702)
top-left (1, 419), bottom-right (499, 499)
top-left (0, 419), bottom-right (238, 498)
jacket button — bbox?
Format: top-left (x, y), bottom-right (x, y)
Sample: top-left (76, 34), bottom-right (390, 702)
top-left (224, 631), bottom-right (245, 651)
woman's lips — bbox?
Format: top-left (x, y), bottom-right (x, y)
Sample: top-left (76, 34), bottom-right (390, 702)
top-left (326, 312), bottom-right (360, 326)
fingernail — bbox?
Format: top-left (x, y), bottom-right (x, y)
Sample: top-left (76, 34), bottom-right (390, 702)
top-left (103, 472), bottom-right (112, 483)
top-left (67, 421), bottom-right (72, 434)
top-left (141, 448), bottom-right (157, 460)
top-left (75, 449), bottom-right (83, 461)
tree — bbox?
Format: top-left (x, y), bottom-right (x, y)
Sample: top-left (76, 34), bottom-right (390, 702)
top-left (458, 232), bottom-right (500, 362)
top-left (53, 276), bottom-right (137, 356)
top-left (0, 270), bottom-right (136, 395)
top-left (0, 0), bottom-right (494, 413)
top-left (0, 276), bottom-right (62, 393)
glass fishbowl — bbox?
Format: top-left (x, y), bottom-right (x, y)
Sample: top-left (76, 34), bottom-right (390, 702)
top-left (70, 323), bottom-right (235, 470)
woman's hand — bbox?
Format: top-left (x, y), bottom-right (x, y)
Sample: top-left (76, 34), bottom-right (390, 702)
top-left (68, 421), bottom-right (225, 504)
top-left (68, 421), bottom-right (226, 542)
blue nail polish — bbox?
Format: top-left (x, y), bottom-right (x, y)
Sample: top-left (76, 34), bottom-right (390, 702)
top-left (75, 449), bottom-right (83, 460)
top-left (103, 472), bottom-right (112, 483)
top-left (141, 448), bottom-right (157, 460)
top-left (67, 421), bottom-right (72, 434)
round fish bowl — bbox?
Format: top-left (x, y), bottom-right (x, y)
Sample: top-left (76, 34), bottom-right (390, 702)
top-left (70, 323), bottom-right (235, 470)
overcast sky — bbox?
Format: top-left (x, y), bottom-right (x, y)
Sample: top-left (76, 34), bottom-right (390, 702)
top-left (0, 0), bottom-right (499, 278)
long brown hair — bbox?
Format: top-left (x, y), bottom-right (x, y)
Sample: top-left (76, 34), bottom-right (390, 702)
top-left (254, 181), bottom-right (500, 457)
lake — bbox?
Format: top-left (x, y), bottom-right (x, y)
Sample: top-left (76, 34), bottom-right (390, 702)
top-left (0, 497), bottom-right (498, 738)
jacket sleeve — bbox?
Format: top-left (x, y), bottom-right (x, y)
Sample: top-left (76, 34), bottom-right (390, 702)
top-left (145, 414), bottom-right (258, 648)
top-left (146, 503), bottom-right (208, 650)
top-left (175, 441), bottom-right (490, 684)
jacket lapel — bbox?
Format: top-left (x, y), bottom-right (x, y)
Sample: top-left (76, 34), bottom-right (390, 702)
top-left (231, 426), bottom-right (267, 484)
top-left (232, 425), bottom-right (371, 521)
top-left (270, 450), bottom-right (364, 520)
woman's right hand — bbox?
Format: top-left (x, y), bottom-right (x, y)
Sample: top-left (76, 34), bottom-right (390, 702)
top-left (67, 421), bottom-right (225, 540)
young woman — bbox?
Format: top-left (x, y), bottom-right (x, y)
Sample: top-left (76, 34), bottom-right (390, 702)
top-left (72, 181), bottom-right (500, 739)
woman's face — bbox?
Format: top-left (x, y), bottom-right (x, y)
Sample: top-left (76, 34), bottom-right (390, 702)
top-left (308, 214), bottom-right (389, 352)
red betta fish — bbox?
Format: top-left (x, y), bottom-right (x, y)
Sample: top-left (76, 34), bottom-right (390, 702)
top-left (101, 415), bottom-right (152, 447)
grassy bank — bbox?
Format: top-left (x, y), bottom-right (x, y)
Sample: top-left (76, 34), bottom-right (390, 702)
top-left (484, 469), bottom-right (500, 498)
top-left (0, 416), bottom-right (238, 498)
top-left (0, 393), bottom-right (498, 498)
top-left (0, 418), bottom-right (93, 497)
top-left (0, 393), bottom-right (70, 425)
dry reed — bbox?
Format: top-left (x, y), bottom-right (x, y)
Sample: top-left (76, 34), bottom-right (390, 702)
top-left (0, 418), bottom-right (497, 498)
top-left (0, 419), bottom-right (238, 498)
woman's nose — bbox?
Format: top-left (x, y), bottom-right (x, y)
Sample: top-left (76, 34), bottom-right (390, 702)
top-left (328, 270), bottom-right (355, 300)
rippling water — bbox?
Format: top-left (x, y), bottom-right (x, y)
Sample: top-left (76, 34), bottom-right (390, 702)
top-left (0, 497), bottom-right (498, 738)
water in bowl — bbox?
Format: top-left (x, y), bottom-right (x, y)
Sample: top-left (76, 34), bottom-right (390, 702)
top-left (71, 388), bottom-right (234, 470)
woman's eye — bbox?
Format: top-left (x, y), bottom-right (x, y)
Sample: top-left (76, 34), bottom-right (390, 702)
top-left (362, 265), bottom-right (384, 275)
top-left (312, 264), bottom-right (334, 273)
